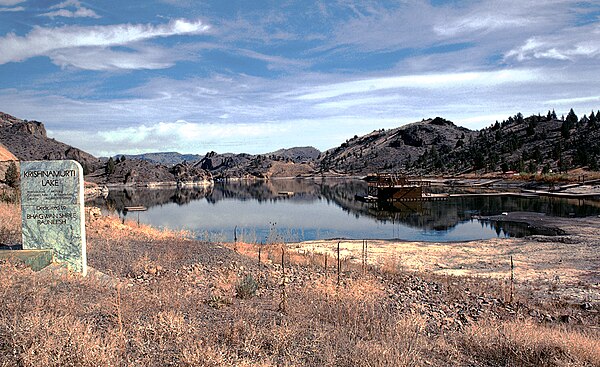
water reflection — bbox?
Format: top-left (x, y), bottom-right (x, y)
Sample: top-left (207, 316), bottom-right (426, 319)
top-left (90, 179), bottom-right (600, 242)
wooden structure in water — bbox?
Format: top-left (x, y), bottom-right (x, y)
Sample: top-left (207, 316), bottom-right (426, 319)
top-left (357, 173), bottom-right (447, 202)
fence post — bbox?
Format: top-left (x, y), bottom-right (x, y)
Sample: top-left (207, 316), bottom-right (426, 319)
top-left (510, 255), bottom-right (514, 304)
top-left (337, 241), bottom-right (341, 287)
top-left (258, 242), bottom-right (262, 265)
top-left (279, 246), bottom-right (287, 313)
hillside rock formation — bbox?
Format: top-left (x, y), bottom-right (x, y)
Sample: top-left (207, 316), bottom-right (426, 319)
top-left (0, 112), bottom-right (100, 174)
top-left (86, 158), bottom-right (212, 187)
top-left (115, 152), bottom-right (203, 166)
top-left (197, 150), bottom-right (317, 179)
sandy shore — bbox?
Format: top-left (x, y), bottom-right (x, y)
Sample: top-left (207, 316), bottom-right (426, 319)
top-left (288, 212), bottom-right (600, 303)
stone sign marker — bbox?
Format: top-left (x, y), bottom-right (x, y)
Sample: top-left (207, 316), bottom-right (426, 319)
top-left (20, 160), bottom-right (87, 275)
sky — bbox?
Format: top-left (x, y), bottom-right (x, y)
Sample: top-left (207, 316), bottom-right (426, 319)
top-left (1, 1), bottom-right (599, 157)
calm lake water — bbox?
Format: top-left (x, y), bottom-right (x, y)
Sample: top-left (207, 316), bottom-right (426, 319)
top-left (92, 179), bottom-right (600, 243)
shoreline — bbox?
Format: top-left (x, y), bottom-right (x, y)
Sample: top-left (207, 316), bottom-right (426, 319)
top-left (283, 213), bottom-right (600, 303)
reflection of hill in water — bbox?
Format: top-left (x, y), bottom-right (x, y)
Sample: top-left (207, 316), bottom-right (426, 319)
top-left (93, 179), bottom-right (600, 232)
top-left (91, 186), bottom-right (213, 215)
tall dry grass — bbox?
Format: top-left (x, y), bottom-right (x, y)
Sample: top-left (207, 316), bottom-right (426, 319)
top-left (0, 207), bottom-right (599, 366)
top-left (0, 202), bottom-right (20, 245)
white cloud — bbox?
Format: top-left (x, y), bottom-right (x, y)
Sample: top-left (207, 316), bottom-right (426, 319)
top-left (91, 120), bottom-right (289, 155)
top-left (0, 18), bottom-right (211, 65)
top-left (0, 0), bottom-right (24, 5)
top-left (506, 30), bottom-right (600, 62)
top-left (0, 5), bottom-right (23, 11)
top-left (291, 69), bottom-right (542, 101)
top-left (544, 95), bottom-right (600, 105)
top-left (41, 7), bottom-right (100, 19)
top-left (49, 45), bottom-right (186, 70)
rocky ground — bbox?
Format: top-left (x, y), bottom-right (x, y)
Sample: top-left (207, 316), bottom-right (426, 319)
top-left (288, 212), bottom-right (600, 306)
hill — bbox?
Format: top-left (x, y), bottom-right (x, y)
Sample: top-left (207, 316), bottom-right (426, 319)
top-left (407, 110), bottom-right (600, 175)
top-left (85, 159), bottom-right (212, 187)
top-left (319, 117), bottom-right (473, 175)
top-left (0, 112), bottom-right (213, 186)
top-left (0, 112), bottom-right (101, 174)
top-left (320, 111), bottom-right (600, 176)
top-left (114, 152), bottom-right (203, 166)
top-left (197, 150), bottom-right (317, 179)
top-left (267, 146), bottom-right (321, 163)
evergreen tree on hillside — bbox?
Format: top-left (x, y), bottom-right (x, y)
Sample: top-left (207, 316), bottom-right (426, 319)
top-left (551, 109), bottom-right (557, 119)
top-left (105, 157), bottom-right (115, 176)
top-left (516, 112), bottom-right (524, 124)
top-left (566, 108), bottom-right (578, 125)
top-left (5, 161), bottom-right (19, 188)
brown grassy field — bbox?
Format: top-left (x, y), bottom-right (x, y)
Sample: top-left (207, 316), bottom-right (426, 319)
top-left (1, 202), bottom-right (599, 366)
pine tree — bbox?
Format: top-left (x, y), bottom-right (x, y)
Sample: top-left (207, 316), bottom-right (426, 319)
top-left (566, 108), bottom-right (578, 125)
top-left (5, 161), bottom-right (19, 188)
top-left (590, 110), bottom-right (597, 124)
top-left (105, 157), bottom-right (115, 176)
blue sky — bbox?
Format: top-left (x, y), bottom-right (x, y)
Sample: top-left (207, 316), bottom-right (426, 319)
top-left (1, 0), bottom-right (599, 157)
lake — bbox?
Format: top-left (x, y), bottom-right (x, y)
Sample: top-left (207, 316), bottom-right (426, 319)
top-left (92, 178), bottom-right (600, 243)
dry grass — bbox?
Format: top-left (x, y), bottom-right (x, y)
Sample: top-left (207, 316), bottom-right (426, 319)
top-left (0, 201), bottom-right (20, 245)
top-left (0, 204), bottom-right (599, 366)
top-left (458, 320), bottom-right (600, 366)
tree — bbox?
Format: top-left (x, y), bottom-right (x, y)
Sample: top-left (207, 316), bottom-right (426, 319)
top-left (105, 157), bottom-right (115, 176)
top-left (566, 108), bottom-right (578, 125)
top-left (589, 110), bottom-right (597, 124)
top-left (561, 120), bottom-right (571, 139)
top-left (120, 155), bottom-right (126, 163)
top-left (5, 161), bottom-right (19, 188)
top-left (515, 112), bottom-right (524, 124)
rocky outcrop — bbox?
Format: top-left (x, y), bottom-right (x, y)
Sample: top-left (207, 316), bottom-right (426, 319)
top-left (0, 112), bottom-right (100, 173)
top-left (170, 161), bottom-right (213, 186)
top-left (86, 158), bottom-right (213, 187)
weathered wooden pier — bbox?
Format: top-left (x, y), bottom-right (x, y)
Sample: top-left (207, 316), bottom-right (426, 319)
top-left (356, 173), bottom-right (448, 202)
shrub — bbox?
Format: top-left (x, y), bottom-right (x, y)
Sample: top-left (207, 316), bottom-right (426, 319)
top-left (235, 275), bottom-right (258, 299)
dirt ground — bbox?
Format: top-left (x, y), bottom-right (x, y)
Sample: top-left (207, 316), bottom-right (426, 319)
top-left (288, 212), bottom-right (600, 304)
